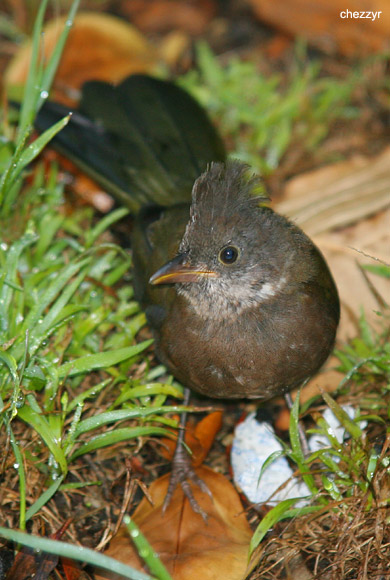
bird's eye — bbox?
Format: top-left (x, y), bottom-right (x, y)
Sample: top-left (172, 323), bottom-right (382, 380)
top-left (218, 245), bottom-right (240, 265)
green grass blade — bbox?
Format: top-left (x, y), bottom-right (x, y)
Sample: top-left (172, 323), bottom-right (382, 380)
top-left (112, 383), bottom-right (183, 407)
top-left (1, 231), bottom-right (38, 317)
top-left (30, 267), bottom-right (89, 338)
top-left (25, 475), bottom-right (64, 521)
top-left (20, 257), bottom-right (91, 338)
top-left (34, 213), bottom-right (64, 261)
top-left (39, 1), bottom-right (81, 109)
top-left (17, 403), bottom-right (68, 475)
top-left (288, 390), bottom-right (318, 494)
top-left (8, 425), bottom-right (27, 530)
top-left (62, 403), bottom-right (84, 456)
top-left (66, 379), bottom-right (111, 412)
top-left (0, 528), bottom-right (153, 580)
top-left (0, 350), bottom-right (21, 416)
top-left (322, 391), bottom-right (362, 439)
top-left (0, 351), bottom-right (19, 384)
top-left (70, 426), bottom-right (174, 460)
top-left (57, 340), bottom-right (153, 378)
top-left (85, 207), bottom-right (130, 247)
top-left (289, 391), bottom-right (304, 463)
top-left (249, 497), bottom-right (300, 554)
top-left (75, 406), bottom-right (185, 435)
top-left (18, 0), bottom-right (80, 137)
top-left (124, 515), bottom-right (173, 580)
top-left (17, 0), bottom-right (49, 141)
top-left (13, 115), bottom-right (70, 177)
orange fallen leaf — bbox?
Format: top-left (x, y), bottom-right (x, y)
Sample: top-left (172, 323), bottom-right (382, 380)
top-left (38, 151), bottom-right (115, 213)
top-left (160, 411), bottom-right (223, 466)
top-left (63, 170), bottom-right (115, 213)
top-left (61, 557), bottom-right (83, 580)
top-left (5, 547), bottom-right (36, 580)
top-left (5, 520), bottom-right (73, 580)
top-left (121, 0), bottom-right (217, 36)
top-left (95, 466), bottom-right (252, 580)
top-left (5, 12), bottom-right (157, 105)
top-left (248, 0), bottom-right (390, 56)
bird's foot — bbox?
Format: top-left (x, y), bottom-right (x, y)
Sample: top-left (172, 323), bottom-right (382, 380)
top-left (163, 440), bottom-right (211, 522)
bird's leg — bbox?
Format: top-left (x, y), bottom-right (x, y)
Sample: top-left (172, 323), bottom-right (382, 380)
top-left (162, 387), bottom-right (211, 521)
top-left (284, 392), bottom-right (310, 457)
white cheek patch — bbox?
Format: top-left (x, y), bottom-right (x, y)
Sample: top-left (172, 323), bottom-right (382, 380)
top-left (256, 277), bottom-right (287, 301)
top-left (257, 282), bottom-right (277, 299)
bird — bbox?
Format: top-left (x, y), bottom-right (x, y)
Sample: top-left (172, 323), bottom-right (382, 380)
top-left (34, 74), bottom-right (340, 516)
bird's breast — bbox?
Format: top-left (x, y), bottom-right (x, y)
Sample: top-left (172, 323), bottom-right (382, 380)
top-left (151, 290), bottom-right (337, 400)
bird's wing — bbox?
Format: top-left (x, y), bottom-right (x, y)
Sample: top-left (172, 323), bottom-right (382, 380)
top-left (34, 75), bottom-right (226, 212)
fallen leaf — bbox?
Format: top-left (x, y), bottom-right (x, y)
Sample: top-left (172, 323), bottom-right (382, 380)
top-left (61, 557), bottom-right (84, 580)
top-left (121, 0), bottom-right (217, 35)
top-left (275, 147), bottom-right (390, 342)
top-left (160, 411), bottom-right (223, 466)
top-left (5, 12), bottom-right (157, 105)
top-left (247, 0), bottom-right (390, 56)
top-left (64, 169), bottom-right (115, 213)
top-left (277, 147), bottom-right (390, 237)
top-left (5, 547), bottom-right (36, 580)
top-left (95, 466), bottom-right (252, 580)
top-left (160, 31), bottom-right (192, 69)
top-left (38, 151), bottom-right (115, 213)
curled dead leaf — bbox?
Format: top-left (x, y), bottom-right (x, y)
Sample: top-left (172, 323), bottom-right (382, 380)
top-left (275, 147), bottom-right (390, 342)
top-left (247, 0), bottom-right (390, 56)
top-left (95, 466), bottom-right (252, 580)
top-left (5, 12), bottom-right (157, 105)
top-left (121, 0), bottom-right (217, 36)
top-left (160, 411), bottom-right (223, 466)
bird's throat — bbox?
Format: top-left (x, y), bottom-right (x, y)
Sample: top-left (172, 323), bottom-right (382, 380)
top-left (177, 275), bottom-right (289, 321)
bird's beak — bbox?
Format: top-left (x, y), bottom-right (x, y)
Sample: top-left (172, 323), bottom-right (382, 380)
top-left (149, 253), bottom-right (218, 285)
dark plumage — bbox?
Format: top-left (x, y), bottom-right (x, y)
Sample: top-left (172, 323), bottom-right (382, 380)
top-left (34, 75), bottom-right (340, 515)
top-left (35, 79), bottom-right (340, 398)
top-left (148, 161), bottom-right (339, 399)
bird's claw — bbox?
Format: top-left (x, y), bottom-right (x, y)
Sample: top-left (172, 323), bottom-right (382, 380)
top-left (163, 443), bottom-right (211, 522)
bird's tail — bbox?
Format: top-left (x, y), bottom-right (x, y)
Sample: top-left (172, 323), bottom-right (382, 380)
top-left (34, 75), bottom-right (226, 212)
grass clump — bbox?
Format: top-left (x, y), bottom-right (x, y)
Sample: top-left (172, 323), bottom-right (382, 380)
top-left (0, 142), bottom-right (179, 580)
top-left (0, 4), bottom-right (182, 578)
top-left (179, 42), bottom-right (381, 175)
top-left (0, 158), bottom-right (184, 522)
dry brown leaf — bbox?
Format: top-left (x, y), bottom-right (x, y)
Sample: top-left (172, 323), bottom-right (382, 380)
top-left (275, 148), bottom-right (390, 341)
top-left (39, 152), bottom-right (115, 213)
top-left (160, 411), bottom-right (223, 466)
top-left (191, 412), bottom-right (223, 466)
top-left (248, 0), bottom-right (390, 56)
top-left (315, 210), bottom-right (389, 336)
top-left (5, 12), bottom-right (157, 105)
top-left (5, 547), bottom-right (37, 580)
top-left (277, 147), bottom-right (390, 237)
top-left (94, 466), bottom-right (252, 580)
top-left (61, 557), bottom-right (83, 580)
top-left (160, 31), bottom-right (192, 69)
top-left (121, 0), bottom-right (217, 35)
